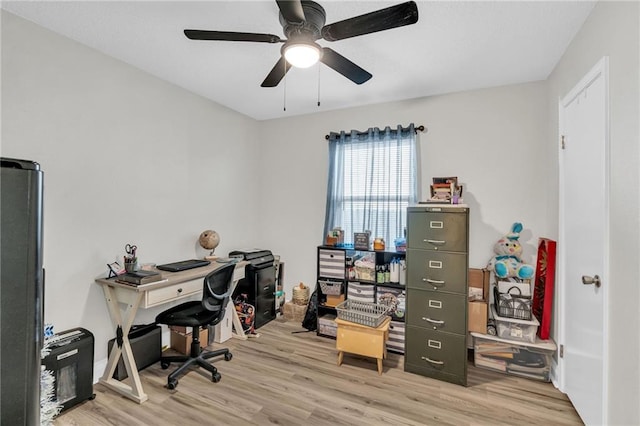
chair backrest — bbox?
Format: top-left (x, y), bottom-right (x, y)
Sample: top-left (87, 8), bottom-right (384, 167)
top-left (202, 263), bottom-right (236, 319)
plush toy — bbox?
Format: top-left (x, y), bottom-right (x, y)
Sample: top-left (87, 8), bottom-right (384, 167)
top-left (487, 222), bottom-right (534, 280)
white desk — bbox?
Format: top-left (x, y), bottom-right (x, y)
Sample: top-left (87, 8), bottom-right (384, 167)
top-left (95, 261), bottom-right (247, 404)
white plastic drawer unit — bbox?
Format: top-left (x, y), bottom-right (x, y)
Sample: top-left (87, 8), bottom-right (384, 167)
top-left (318, 249), bottom-right (345, 279)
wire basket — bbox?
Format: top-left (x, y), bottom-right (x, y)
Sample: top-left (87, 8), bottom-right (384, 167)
top-left (335, 299), bottom-right (389, 328)
top-left (493, 286), bottom-right (532, 320)
top-left (319, 280), bottom-right (343, 295)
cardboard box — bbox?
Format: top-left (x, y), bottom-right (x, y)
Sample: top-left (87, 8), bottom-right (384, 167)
top-left (170, 327), bottom-right (208, 355)
top-left (468, 268), bottom-right (490, 301)
top-left (468, 268), bottom-right (490, 334)
top-left (326, 293), bottom-right (345, 307)
top-left (169, 325), bottom-right (190, 334)
top-left (468, 300), bottom-right (488, 333)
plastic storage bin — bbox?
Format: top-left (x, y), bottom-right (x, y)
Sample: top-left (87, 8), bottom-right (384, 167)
top-left (491, 304), bottom-right (539, 343)
top-left (471, 332), bottom-right (556, 382)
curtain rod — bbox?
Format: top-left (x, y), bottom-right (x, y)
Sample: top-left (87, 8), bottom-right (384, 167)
top-left (324, 125), bottom-right (426, 140)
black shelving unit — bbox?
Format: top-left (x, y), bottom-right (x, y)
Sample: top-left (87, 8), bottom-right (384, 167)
top-left (315, 245), bottom-right (406, 346)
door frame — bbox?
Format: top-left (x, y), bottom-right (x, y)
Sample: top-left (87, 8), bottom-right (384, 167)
top-left (557, 56), bottom-right (610, 423)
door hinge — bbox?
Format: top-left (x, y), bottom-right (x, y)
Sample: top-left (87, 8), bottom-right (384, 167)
top-left (561, 135), bottom-right (566, 150)
top-left (559, 344), bottom-right (564, 358)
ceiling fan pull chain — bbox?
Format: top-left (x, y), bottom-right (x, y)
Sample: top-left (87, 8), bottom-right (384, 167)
top-left (317, 63), bottom-right (321, 107)
top-left (283, 61), bottom-right (287, 112)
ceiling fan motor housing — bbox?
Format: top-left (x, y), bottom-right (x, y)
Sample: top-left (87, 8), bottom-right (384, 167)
top-left (279, 0), bottom-right (326, 41)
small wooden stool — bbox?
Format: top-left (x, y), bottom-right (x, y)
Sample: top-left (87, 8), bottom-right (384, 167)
top-left (335, 316), bottom-right (391, 375)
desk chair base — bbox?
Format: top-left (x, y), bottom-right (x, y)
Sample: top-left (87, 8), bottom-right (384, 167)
top-left (160, 327), bottom-right (232, 390)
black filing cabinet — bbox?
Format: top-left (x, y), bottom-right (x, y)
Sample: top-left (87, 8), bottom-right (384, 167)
top-left (230, 250), bottom-right (276, 330)
top-left (405, 205), bottom-right (469, 386)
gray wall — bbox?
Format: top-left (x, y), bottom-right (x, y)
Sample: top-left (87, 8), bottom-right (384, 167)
top-left (257, 82), bottom-right (550, 295)
top-left (2, 11), bottom-right (261, 361)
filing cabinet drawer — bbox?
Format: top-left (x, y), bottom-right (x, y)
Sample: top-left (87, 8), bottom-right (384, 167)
top-left (405, 326), bottom-right (467, 379)
top-left (256, 280), bottom-right (275, 298)
top-left (407, 289), bottom-right (467, 335)
top-left (406, 249), bottom-right (468, 293)
top-left (255, 295), bottom-right (275, 329)
top-left (145, 279), bottom-right (201, 308)
top-left (407, 209), bottom-right (468, 252)
top-left (318, 249), bottom-right (345, 279)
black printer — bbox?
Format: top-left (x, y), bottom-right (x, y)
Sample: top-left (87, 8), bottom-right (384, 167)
top-left (229, 249), bottom-right (274, 267)
top-left (228, 249), bottom-right (276, 329)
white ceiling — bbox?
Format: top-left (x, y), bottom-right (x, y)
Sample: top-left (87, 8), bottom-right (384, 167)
top-left (2, 1), bottom-right (596, 121)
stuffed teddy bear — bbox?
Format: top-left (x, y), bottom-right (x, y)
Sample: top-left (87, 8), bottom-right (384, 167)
top-left (487, 222), bottom-right (534, 280)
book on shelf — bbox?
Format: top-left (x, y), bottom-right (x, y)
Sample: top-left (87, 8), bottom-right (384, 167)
top-left (432, 176), bottom-right (458, 185)
top-left (431, 183), bottom-right (452, 189)
top-left (116, 270), bottom-right (163, 285)
top-left (419, 199), bottom-right (450, 204)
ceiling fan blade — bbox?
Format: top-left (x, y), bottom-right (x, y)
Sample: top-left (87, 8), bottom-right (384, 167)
top-left (261, 57), bottom-right (292, 87)
top-left (276, 0), bottom-right (306, 24)
top-left (320, 48), bottom-right (372, 85)
top-left (184, 30), bottom-right (282, 43)
top-left (321, 1), bottom-right (418, 42)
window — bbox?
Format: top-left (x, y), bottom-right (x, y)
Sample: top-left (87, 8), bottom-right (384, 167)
top-left (323, 124), bottom-right (418, 246)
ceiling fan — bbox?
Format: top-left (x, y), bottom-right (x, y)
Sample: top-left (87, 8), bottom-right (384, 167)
top-left (184, 0), bottom-right (419, 88)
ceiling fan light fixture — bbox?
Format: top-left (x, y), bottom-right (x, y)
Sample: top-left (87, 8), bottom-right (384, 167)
top-left (283, 42), bottom-right (321, 68)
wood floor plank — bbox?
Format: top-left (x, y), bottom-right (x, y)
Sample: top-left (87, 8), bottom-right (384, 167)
top-left (54, 319), bottom-right (583, 425)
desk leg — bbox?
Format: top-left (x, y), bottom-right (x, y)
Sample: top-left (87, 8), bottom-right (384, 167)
top-left (99, 285), bottom-right (148, 404)
top-left (229, 277), bottom-right (247, 340)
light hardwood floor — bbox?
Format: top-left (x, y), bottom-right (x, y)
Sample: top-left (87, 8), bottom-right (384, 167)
top-left (54, 319), bottom-right (583, 426)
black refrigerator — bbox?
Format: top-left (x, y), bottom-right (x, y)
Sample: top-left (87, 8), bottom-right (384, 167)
top-left (1, 158), bottom-right (44, 425)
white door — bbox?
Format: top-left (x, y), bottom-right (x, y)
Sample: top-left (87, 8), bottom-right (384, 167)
top-left (558, 57), bottom-right (609, 425)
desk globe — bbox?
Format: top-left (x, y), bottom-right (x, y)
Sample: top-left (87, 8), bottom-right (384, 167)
top-left (199, 230), bottom-right (220, 260)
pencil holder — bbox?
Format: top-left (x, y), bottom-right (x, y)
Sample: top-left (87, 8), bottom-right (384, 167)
top-left (124, 260), bottom-right (138, 273)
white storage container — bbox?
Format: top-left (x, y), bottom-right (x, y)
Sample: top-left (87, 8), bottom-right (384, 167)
top-left (491, 304), bottom-right (539, 343)
top-left (471, 332), bottom-right (556, 382)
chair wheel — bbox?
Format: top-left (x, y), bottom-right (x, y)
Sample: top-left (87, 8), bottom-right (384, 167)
top-left (161, 361), bottom-right (170, 369)
top-left (212, 372), bottom-right (221, 383)
top-left (224, 353), bottom-right (233, 361)
top-left (167, 379), bottom-right (178, 390)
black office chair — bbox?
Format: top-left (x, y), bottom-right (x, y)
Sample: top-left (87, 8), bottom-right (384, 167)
top-left (155, 263), bottom-right (235, 390)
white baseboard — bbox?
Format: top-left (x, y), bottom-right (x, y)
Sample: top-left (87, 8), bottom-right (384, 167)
top-left (93, 358), bottom-right (107, 384)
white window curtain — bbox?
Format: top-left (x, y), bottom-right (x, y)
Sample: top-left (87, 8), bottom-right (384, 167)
top-left (323, 123), bottom-right (418, 246)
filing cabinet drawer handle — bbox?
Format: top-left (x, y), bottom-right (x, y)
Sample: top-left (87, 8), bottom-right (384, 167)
top-left (424, 239), bottom-right (445, 245)
top-left (421, 356), bottom-right (444, 366)
top-left (422, 317), bottom-right (445, 325)
top-left (263, 285), bottom-right (270, 292)
top-left (424, 278), bottom-right (445, 285)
